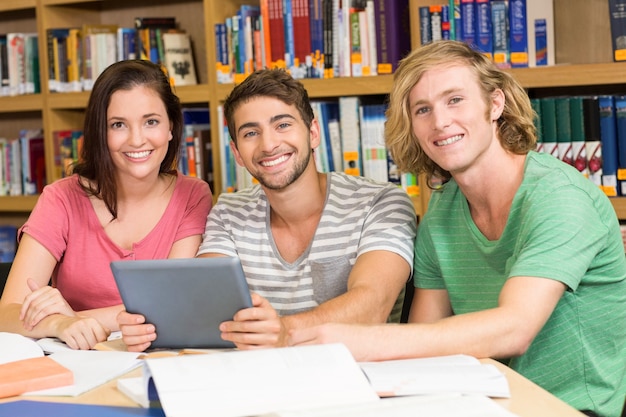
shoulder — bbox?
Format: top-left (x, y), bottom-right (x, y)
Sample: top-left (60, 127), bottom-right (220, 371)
top-left (175, 173), bottom-right (211, 193)
top-left (329, 172), bottom-right (410, 202)
top-left (213, 185), bottom-right (264, 212)
top-left (523, 152), bottom-right (609, 204)
top-left (39, 175), bottom-right (86, 202)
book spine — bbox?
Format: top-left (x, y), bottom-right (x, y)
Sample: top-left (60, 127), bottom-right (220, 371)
top-left (508, 0), bottom-right (528, 68)
top-left (339, 96), bottom-right (362, 176)
top-left (584, 96), bottom-right (603, 187)
top-left (430, 5), bottom-right (443, 42)
top-left (555, 97), bottom-right (573, 166)
top-left (540, 97), bottom-right (558, 159)
top-left (491, 0), bottom-right (509, 68)
top-left (569, 96), bottom-right (589, 176)
top-left (526, 0), bottom-right (554, 67)
top-left (460, 0), bottom-right (477, 47)
top-left (475, 0), bottom-right (492, 59)
top-left (608, 0), bottom-right (626, 62)
top-left (614, 95), bottom-right (626, 194)
top-left (599, 95), bottom-right (619, 196)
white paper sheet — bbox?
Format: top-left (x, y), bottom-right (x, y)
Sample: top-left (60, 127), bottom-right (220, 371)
top-left (359, 354), bottom-right (510, 398)
top-left (24, 350), bottom-right (142, 396)
top-left (0, 332), bottom-right (44, 364)
top-left (145, 343), bottom-right (379, 417)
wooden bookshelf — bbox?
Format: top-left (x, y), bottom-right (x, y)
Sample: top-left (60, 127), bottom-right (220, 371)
top-left (2, 0), bottom-right (626, 224)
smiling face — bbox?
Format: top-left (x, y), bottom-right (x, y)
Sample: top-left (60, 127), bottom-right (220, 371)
top-left (409, 63), bottom-right (504, 177)
top-left (106, 85), bottom-right (173, 182)
top-left (230, 96), bottom-right (320, 190)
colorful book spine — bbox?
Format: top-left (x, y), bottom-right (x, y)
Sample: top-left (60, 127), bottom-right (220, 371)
top-left (419, 6), bottom-right (432, 45)
top-left (555, 97), bottom-right (573, 166)
top-left (508, 0), bottom-right (528, 68)
top-left (491, 0), bottom-right (509, 68)
top-left (526, 0), bottom-right (554, 67)
top-left (615, 96), bottom-right (626, 195)
top-left (540, 97), bottom-right (558, 159)
top-left (584, 96), bottom-right (603, 187)
top-left (373, 0), bottom-right (410, 74)
top-left (475, 0), bottom-right (492, 58)
top-left (460, 0), bottom-right (477, 47)
top-left (569, 96), bottom-right (588, 176)
top-left (608, 0), bottom-right (626, 62)
top-left (599, 95), bottom-right (619, 196)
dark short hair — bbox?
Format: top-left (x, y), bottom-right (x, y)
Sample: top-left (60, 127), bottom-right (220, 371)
top-left (72, 60), bottom-right (182, 219)
top-left (222, 69), bottom-right (314, 146)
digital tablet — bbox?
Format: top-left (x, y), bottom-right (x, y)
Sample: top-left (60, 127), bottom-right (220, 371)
top-left (111, 257), bottom-right (252, 349)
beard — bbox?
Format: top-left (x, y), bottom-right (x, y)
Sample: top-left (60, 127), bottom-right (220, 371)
top-left (253, 146), bottom-right (313, 190)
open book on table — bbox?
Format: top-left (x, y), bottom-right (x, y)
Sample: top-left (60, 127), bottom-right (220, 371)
top-left (117, 344), bottom-right (511, 417)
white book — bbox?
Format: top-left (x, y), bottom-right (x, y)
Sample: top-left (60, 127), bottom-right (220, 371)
top-left (526, 0), bottom-right (555, 67)
top-left (162, 32), bottom-right (198, 86)
top-left (143, 344), bottom-right (378, 417)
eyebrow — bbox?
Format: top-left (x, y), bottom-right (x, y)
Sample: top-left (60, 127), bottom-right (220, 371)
top-left (236, 113), bottom-right (297, 135)
top-left (412, 87), bottom-right (464, 108)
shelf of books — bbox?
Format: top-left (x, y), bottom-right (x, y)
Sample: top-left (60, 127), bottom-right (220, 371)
top-left (4, 0), bottom-right (626, 226)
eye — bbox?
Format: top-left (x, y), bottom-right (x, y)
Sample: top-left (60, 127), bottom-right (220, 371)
top-left (277, 122), bottom-right (291, 129)
top-left (146, 118), bottom-right (159, 126)
top-left (242, 130), bottom-right (258, 139)
top-left (449, 96), bottom-right (463, 105)
top-left (415, 106), bottom-right (430, 116)
top-left (110, 121), bottom-right (124, 129)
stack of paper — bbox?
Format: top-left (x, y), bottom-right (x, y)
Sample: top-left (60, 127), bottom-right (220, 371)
top-left (359, 354), bottom-right (511, 398)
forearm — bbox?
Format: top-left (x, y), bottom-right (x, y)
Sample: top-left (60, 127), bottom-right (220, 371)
top-left (77, 304), bottom-right (125, 332)
top-left (361, 307), bottom-right (531, 362)
top-left (0, 303), bottom-right (67, 339)
top-left (282, 285), bottom-right (397, 333)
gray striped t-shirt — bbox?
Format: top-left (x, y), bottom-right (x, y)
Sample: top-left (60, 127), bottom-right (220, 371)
top-left (198, 172), bottom-right (417, 316)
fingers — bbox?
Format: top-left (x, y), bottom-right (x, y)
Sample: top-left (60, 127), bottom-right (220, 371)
top-left (57, 317), bottom-right (111, 350)
top-left (118, 312), bottom-right (156, 352)
top-left (21, 286), bottom-right (74, 330)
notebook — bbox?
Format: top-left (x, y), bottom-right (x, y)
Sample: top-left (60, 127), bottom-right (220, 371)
top-left (111, 257), bottom-right (252, 349)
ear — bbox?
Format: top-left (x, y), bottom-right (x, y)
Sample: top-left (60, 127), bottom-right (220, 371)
top-left (309, 118), bottom-right (321, 149)
top-left (491, 88), bottom-right (505, 121)
top-left (168, 131), bottom-right (173, 141)
top-left (230, 140), bottom-right (246, 167)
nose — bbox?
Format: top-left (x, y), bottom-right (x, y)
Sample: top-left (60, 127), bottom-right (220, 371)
top-left (259, 130), bottom-right (280, 153)
top-left (431, 106), bottom-right (451, 131)
top-left (127, 125), bottom-right (145, 147)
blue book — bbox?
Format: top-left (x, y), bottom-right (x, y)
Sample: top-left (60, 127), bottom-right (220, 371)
top-left (475, 0), bottom-right (492, 58)
top-left (508, 0), bottom-right (528, 67)
top-left (0, 400), bottom-right (165, 417)
top-left (0, 225), bottom-right (17, 262)
top-left (237, 4), bottom-right (260, 74)
top-left (282, 0), bottom-right (295, 69)
top-left (599, 95), bottom-right (619, 196)
top-left (460, 0), bottom-right (477, 47)
top-left (613, 95), bottom-right (626, 194)
top-left (419, 6), bottom-right (432, 45)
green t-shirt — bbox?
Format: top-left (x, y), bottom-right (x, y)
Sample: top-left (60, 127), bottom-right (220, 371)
top-left (415, 151), bottom-right (626, 417)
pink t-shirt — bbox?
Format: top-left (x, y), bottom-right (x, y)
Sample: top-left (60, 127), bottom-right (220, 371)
top-left (19, 174), bottom-right (212, 311)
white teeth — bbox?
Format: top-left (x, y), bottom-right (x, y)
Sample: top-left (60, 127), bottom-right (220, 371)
top-left (261, 154), bottom-right (289, 167)
top-left (435, 135), bottom-right (462, 146)
top-left (125, 151), bottom-right (151, 158)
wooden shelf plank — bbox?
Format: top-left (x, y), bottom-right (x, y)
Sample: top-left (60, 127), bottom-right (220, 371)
top-left (0, 95), bottom-right (43, 112)
top-left (0, 195), bottom-right (39, 213)
top-left (509, 63), bottom-right (626, 88)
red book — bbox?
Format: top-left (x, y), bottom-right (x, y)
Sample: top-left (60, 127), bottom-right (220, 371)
top-left (268, 0), bottom-right (286, 67)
